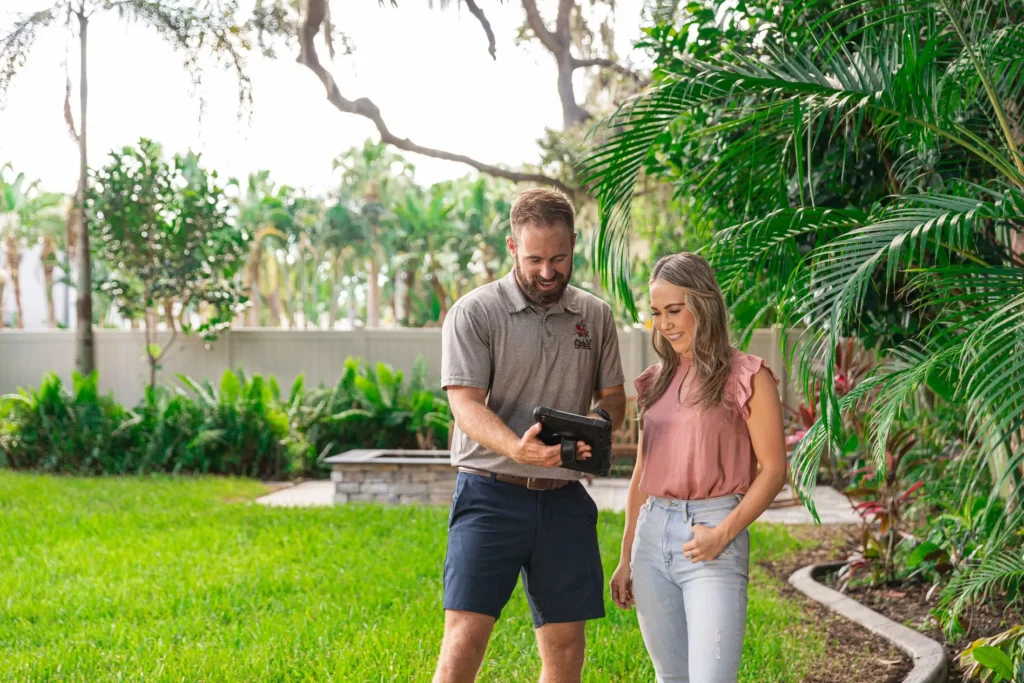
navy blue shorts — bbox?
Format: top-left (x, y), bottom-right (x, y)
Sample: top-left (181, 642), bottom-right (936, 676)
top-left (443, 471), bottom-right (605, 628)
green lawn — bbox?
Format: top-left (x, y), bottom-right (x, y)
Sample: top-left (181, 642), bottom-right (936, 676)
top-left (0, 472), bottom-right (826, 681)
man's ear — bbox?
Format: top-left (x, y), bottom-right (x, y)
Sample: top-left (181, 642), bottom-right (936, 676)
top-left (506, 235), bottom-right (516, 256)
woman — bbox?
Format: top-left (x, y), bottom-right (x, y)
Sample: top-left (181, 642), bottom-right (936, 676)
top-left (609, 253), bottom-right (787, 683)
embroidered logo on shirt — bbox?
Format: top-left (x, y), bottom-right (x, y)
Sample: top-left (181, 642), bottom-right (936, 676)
top-left (574, 319), bottom-right (592, 350)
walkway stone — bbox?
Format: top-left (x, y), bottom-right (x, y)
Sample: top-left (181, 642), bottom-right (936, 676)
top-left (256, 478), bottom-right (860, 524)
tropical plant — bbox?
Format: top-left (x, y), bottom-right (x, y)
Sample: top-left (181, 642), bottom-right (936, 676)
top-left (177, 369), bottom-right (306, 480)
top-left (581, 0), bottom-right (1024, 549)
top-left (959, 624), bottom-right (1024, 682)
top-left (0, 371), bottom-right (136, 474)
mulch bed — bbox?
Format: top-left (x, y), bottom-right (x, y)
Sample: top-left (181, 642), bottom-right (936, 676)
top-left (759, 524), bottom-right (912, 683)
top-left (840, 568), bottom-right (1021, 682)
top-left (763, 523), bottom-right (1022, 683)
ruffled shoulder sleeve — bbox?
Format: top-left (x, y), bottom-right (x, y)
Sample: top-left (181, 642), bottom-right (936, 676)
top-left (634, 364), bottom-right (659, 400)
top-left (633, 364), bottom-right (660, 430)
top-left (728, 351), bottom-right (780, 420)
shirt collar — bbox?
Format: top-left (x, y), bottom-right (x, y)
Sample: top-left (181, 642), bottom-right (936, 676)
top-left (498, 270), bottom-right (581, 315)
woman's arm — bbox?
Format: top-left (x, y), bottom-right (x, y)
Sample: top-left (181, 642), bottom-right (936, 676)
top-left (620, 435), bottom-right (647, 562)
top-left (611, 434), bottom-right (646, 609)
top-left (683, 367), bottom-right (788, 562)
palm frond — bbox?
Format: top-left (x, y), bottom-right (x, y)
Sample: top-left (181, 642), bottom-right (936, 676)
top-left (0, 7), bottom-right (56, 105)
top-left (940, 550), bottom-right (1024, 638)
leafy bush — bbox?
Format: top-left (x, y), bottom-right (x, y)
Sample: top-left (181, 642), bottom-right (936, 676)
top-left (0, 357), bottom-right (451, 479)
top-left (0, 372), bottom-right (137, 474)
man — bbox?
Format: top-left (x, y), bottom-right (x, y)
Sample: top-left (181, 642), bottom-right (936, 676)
top-left (434, 188), bottom-right (627, 683)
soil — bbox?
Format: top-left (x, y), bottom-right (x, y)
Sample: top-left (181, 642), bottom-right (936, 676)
top-left (759, 524), bottom-right (913, 683)
top-left (765, 524), bottom-right (1022, 682)
top-left (839, 570), bottom-right (1022, 682)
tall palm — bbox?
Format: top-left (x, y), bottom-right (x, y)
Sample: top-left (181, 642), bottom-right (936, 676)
top-left (454, 176), bottom-right (512, 284)
top-left (229, 172), bottom-right (291, 327)
top-left (333, 141), bottom-right (414, 328)
top-left (2, 0), bottom-right (258, 368)
top-left (394, 185), bottom-right (457, 324)
top-left (581, 0), bottom-right (1024, 541)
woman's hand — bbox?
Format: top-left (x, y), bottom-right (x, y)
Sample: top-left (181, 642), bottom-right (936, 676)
top-left (682, 524), bottom-right (730, 563)
top-left (609, 561), bottom-right (634, 609)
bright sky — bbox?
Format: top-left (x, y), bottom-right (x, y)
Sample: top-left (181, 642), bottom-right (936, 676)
top-left (0, 0), bottom-right (647, 196)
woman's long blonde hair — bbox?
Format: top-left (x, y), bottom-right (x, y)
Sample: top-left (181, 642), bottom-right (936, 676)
top-left (638, 253), bottom-right (734, 421)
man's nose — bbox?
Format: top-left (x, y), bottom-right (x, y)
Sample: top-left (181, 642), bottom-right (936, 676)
top-left (540, 264), bottom-right (556, 280)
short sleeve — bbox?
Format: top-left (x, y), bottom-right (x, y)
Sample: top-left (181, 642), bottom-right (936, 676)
top-left (596, 306), bottom-right (626, 390)
top-left (729, 352), bottom-right (780, 420)
top-left (633, 364), bottom-right (659, 430)
top-left (440, 302), bottom-right (492, 391)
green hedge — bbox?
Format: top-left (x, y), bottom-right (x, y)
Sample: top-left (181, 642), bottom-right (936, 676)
top-left (0, 357), bottom-right (450, 479)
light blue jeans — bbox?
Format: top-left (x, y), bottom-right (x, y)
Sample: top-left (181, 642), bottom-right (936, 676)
top-left (630, 494), bottom-right (749, 683)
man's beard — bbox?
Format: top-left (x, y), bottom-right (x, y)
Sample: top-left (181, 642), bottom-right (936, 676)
top-left (514, 260), bottom-right (572, 306)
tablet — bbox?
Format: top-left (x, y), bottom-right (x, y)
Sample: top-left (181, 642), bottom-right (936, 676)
top-left (533, 406), bottom-right (613, 477)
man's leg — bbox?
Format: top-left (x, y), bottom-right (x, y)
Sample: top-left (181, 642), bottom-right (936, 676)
top-left (522, 483), bottom-right (605, 681)
top-left (437, 473), bottom-right (536, 681)
top-left (433, 610), bottom-right (496, 683)
top-left (536, 621), bottom-right (586, 683)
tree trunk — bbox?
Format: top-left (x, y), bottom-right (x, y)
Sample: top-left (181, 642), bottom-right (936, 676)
top-left (74, 10), bottom-right (95, 374)
top-left (2, 234), bottom-right (24, 329)
top-left (164, 300), bottom-right (176, 329)
top-left (41, 236), bottom-right (57, 328)
top-left (327, 257), bottom-right (343, 329)
top-left (367, 255), bottom-right (380, 328)
top-left (267, 289), bottom-right (283, 328)
top-left (347, 280), bottom-right (357, 329)
top-left (245, 245), bottom-right (262, 327)
top-left (0, 277), bottom-right (6, 328)
top-left (390, 272), bottom-right (401, 326)
top-left (429, 273), bottom-right (449, 324)
top-left (404, 269), bottom-right (414, 324)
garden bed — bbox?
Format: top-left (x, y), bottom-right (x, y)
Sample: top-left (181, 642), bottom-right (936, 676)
top-left (834, 572), bottom-right (1021, 682)
top-left (759, 524), bottom-right (913, 683)
top-left (765, 523), bottom-right (1023, 683)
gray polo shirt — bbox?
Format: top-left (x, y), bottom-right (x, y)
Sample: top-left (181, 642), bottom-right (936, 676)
top-left (441, 270), bottom-right (625, 480)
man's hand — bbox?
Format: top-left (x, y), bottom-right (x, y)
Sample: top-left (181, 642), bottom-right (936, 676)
top-left (511, 423), bottom-right (590, 467)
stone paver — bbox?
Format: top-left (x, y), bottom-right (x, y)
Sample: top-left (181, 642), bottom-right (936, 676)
top-left (256, 481), bottom-right (333, 507)
top-left (256, 477), bottom-right (860, 525)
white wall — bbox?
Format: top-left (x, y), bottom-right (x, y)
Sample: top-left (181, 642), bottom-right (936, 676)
top-left (0, 327), bottom-right (798, 407)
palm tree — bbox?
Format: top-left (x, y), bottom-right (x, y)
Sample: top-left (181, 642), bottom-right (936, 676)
top-left (333, 141), bottom-right (415, 328)
top-left (2, 0), bottom-right (259, 368)
top-left (0, 167), bottom-right (66, 329)
top-left (581, 0), bottom-right (1024, 541)
top-left (229, 172), bottom-right (292, 327)
top-left (455, 176), bottom-right (513, 284)
top-left (394, 185), bottom-right (458, 324)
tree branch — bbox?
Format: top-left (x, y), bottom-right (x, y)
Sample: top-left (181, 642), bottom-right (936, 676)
top-left (297, 0), bottom-right (574, 194)
top-left (520, 0), bottom-right (559, 53)
top-left (554, 0), bottom-right (573, 42)
top-left (462, 0), bottom-right (496, 60)
top-left (571, 57), bottom-right (649, 87)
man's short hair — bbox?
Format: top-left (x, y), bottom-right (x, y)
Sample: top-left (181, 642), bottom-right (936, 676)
top-left (510, 188), bottom-right (575, 242)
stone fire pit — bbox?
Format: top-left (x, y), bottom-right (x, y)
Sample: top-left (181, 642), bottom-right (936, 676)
top-left (324, 449), bottom-right (456, 505)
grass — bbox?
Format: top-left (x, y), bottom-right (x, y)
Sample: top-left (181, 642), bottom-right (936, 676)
top-left (0, 472), bottom-right (827, 681)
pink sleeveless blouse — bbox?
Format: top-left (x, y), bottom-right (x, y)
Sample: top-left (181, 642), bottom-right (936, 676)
top-left (634, 349), bottom-right (778, 500)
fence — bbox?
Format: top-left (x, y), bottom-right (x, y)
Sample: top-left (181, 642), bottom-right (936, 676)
top-left (0, 327), bottom-right (799, 407)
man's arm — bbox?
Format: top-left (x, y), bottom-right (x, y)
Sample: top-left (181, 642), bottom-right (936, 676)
top-left (447, 386), bottom-right (564, 467)
top-left (590, 384), bottom-right (626, 431)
